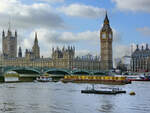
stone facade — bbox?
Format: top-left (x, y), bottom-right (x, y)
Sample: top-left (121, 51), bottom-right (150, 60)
top-left (131, 44), bottom-right (150, 72)
top-left (2, 29), bottom-right (17, 58)
top-left (1, 31), bottom-right (101, 70)
top-left (0, 46), bottom-right (100, 71)
top-left (100, 12), bottom-right (113, 70)
top-left (0, 47), bottom-right (100, 71)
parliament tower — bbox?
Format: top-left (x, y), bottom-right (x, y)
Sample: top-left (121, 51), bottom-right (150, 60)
top-left (32, 32), bottom-right (40, 59)
top-left (100, 12), bottom-right (113, 70)
top-left (2, 29), bottom-right (17, 58)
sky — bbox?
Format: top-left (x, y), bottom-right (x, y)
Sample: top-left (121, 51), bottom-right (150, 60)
top-left (0, 0), bottom-right (150, 59)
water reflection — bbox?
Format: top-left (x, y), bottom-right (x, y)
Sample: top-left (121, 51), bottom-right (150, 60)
top-left (0, 102), bottom-right (16, 112)
top-left (0, 82), bottom-right (149, 113)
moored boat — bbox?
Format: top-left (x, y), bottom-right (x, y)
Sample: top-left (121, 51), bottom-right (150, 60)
top-left (126, 74), bottom-right (150, 81)
top-left (81, 85), bottom-right (126, 94)
top-left (36, 76), bottom-right (52, 82)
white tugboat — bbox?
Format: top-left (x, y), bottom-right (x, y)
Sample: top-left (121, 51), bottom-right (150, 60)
top-left (36, 76), bottom-right (52, 82)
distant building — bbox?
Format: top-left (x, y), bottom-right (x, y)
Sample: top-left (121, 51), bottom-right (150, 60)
top-left (131, 44), bottom-right (150, 72)
top-left (115, 56), bottom-right (131, 72)
top-left (121, 56), bottom-right (131, 71)
top-left (114, 58), bottom-right (121, 68)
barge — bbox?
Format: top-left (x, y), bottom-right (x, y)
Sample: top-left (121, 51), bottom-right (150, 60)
top-left (62, 75), bottom-right (131, 85)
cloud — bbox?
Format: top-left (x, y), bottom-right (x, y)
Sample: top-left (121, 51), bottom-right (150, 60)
top-left (18, 28), bottom-right (100, 57)
top-left (112, 0), bottom-right (150, 13)
top-left (136, 27), bottom-right (150, 36)
top-left (113, 44), bottom-right (131, 59)
top-left (112, 28), bottom-right (122, 43)
top-left (75, 50), bottom-right (91, 57)
top-left (58, 4), bottom-right (105, 19)
top-left (17, 27), bottom-right (122, 57)
top-left (0, 0), bottom-right (65, 29)
top-left (36, 0), bottom-right (64, 3)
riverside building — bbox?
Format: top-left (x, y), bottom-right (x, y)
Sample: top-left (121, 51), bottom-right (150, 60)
top-left (131, 44), bottom-right (150, 72)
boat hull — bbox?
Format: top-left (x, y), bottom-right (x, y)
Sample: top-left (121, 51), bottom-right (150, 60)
top-left (81, 90), bottom-right (126, 94)
top-left (62, 79), bottom-right (131, 85)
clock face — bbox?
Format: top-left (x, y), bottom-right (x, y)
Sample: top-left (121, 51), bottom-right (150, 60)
top-left (109, 33), bottom-right (112, 39)
top-left (102, 33), bottom-right (106, 39)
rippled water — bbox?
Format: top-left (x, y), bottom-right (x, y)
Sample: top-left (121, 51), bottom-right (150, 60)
top-left (0, 81), bottom-right (149, 113)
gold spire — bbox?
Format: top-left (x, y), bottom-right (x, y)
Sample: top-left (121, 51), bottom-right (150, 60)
top-left (104, 11), bottom-right (109, 24)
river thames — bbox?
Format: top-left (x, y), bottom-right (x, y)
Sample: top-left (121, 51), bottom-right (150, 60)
top-left (0, 81), bottom-right (149, 113)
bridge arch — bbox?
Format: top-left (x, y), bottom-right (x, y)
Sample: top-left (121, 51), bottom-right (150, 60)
top-left (93, 71), bottom-right (106, 75)
top-left (4, 67), bottom-right (40, 75)
top-left (45, 68), bottom-right (70, 75)
top-left (72, 70), bottom-right (90, 75)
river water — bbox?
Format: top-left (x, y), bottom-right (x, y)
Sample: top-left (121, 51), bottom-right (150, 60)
top-left (0, 81), bottom-right (149, 113)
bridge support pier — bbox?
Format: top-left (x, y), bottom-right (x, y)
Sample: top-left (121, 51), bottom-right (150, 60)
top-left (19, 76), bottom-right (36, 82)
top-left (0, 76), bottom-right (4, 82)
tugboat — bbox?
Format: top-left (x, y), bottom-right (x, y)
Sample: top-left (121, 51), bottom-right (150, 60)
top-left (36, 76), bottom-right (52, 82)
top-left (126, 74), bottom-right (150, 81)
top-left (81, 85), bottom-right (126, 95)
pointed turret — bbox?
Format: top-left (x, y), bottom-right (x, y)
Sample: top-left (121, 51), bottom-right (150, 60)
top-left (7, 18), bottom-right (12, 36)
top-left (52, 47), bottom-right (54, 52)
top-left (142, 45), bottom-right (144, 50)
top-left (146, 44), bottom-right (149, 50)
top-left (104, 11), bottom-right (109, 25)
top-left (136, 44), bottom-right (139, 49)
top-left (7, 29), bottom-right (12, 36)
top-left (2, 30), bottom-right (5, 37)
top-left (15, 30), bottom-right (17, 37)
top-left (25, 49), bottom-right (28, 53)
top-left (32, 32), bottom-right (40, 59)
top-left (18, 46), bottom-right (22, 58)
top-left (101, 11), bottom-right (111, 32)
top-left (34, 32), bottom-right (38, 44)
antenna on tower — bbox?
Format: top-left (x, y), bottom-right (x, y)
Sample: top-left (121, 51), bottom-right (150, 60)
top-left (105, 10), bottom-right (107, 15)
top-left (8, 16), bottom-right (11, 31)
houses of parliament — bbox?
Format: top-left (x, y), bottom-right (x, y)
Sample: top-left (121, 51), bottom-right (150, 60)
top-left (0, 13), bottom-right (113, 71)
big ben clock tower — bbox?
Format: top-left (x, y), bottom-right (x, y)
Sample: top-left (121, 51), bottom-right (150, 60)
top-left (100, 12), bottom-right (113, 70)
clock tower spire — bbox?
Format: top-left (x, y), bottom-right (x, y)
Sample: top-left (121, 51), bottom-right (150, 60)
top-left (100, 12), bottom-right (113, 70)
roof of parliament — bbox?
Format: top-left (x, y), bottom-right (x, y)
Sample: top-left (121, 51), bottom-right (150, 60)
top-left (132, 44), bottom-right (150, 58)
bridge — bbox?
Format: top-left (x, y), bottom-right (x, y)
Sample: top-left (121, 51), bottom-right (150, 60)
top-left (0, 66), bottom-right (106, 77)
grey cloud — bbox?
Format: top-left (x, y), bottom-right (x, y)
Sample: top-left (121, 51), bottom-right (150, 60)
top-left (112, 0), bottom-right (150, 13)
top-left (0, 1), bottom-right (65, 30)
top-left (58, 4), bottom-right (105, 19)
top-left (0, 12), bottom-right (65, 30)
